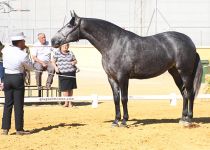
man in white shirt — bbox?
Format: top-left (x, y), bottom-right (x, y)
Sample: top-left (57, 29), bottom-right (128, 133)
top-left (0, 41), bottom-right (4, 83)
top-left (31, 33), bottom-right (55, 89)
top-left (1, 32), bottom-right (33, 135)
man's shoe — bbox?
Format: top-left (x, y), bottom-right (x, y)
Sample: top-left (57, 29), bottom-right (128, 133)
top-left (1, 129), bottom-right (9, 135)
top-left (45, 84), bottom-right (51, 90)
top-left (16, 130), bottom-right (30, 135)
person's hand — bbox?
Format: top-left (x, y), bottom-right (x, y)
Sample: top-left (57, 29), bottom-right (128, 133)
top-left (0, 82), bottom-right (4, 90)
top-left (70, 61), bottom-right (76, 65)
top-left (41, 62), bottom-right (47, 68)
top-left (55, 67), bottom-right (59, 73)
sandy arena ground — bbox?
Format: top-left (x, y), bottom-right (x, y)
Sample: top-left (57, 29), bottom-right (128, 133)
top-left (0, 47), bottom-right (210, 150)
top-left (0, 100), bottom-right (210, 150)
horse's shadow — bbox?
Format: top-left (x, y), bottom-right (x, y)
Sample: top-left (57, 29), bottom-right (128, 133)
top-left (104, 117), bottom-right (210, 125)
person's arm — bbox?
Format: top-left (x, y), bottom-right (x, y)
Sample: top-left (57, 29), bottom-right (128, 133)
top-left (32, 55), bottom-right (47, 67)
top-left (71, 59), bottom-right (77, 65)
top-left (22, 55), bottom-right (34, 71)
top-left (70, 52), bottom-right (77, 65)
top-left (51, 56), bottom-right (59, 73)
top-left (50, 47), bottom-right (58, 62)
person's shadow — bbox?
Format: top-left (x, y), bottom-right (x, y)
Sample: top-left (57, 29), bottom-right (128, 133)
top-left (10, 122), bottom-right (86, 135)
top-left (10, 123), bottom-right (86, 135)
top-left (29, 123), bottom-right (86, 134)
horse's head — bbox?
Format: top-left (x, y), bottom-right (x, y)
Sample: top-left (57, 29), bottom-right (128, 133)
top-left (51, 11), bottom-right (81, 48)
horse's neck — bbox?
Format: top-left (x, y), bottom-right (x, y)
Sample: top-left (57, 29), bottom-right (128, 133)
top-left (81, 19), bottom-right (122, 54)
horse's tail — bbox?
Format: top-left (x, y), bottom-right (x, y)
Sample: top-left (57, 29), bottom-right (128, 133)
top-left (193, 53), bottom-right (203, 97)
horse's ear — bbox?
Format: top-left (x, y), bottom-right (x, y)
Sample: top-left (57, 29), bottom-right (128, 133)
top-left (73, 10), bottom-right (79, 18)
top-left (70, 10), bottom-right (74, 17)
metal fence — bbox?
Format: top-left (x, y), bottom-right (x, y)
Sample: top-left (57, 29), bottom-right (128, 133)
top-left (0, 0), bottom-right (210, 47)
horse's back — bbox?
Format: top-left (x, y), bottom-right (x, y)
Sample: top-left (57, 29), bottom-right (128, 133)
top-left (103, 30), bottom-right (197, 80)
top-left (158, 31), bottom-right (196, 51)
top-left (124, 31), bottom-right (197, 79)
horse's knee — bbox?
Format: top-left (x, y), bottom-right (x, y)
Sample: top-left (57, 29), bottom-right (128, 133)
top-left (113, 95), bottom-right (120, 104)
top-left (183, 87), bottom-right (194, 101)
top-left (121, 96), bottom-right (128, 103)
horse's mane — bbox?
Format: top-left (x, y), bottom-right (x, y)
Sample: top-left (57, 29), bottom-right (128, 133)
top-left (83, 17), bottom-right (124, 31)
top-left (82, 17), bottom-right (139, 38)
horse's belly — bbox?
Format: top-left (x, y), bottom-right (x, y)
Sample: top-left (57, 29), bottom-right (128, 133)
top-left (130, 62), bottom-right (172, 79)
top-left (130, 70), bottom-right (167, 79)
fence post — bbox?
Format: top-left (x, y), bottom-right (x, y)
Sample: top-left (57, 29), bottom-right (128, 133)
top-left (170, 93), bottom-right (177, 106)
top-left (91, 94), bottom-right (98, 108)
top-left (38, 88), bottom-right (42, 97)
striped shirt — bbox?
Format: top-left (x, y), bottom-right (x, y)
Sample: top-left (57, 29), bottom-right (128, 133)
top-left (53, 50), bottom-right (76, 73)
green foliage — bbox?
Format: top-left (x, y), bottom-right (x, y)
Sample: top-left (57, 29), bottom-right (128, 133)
top-left (204, 74), bottom-right (210, 93)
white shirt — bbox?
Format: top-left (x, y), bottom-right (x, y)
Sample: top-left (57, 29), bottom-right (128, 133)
top-left (31, 41), bottom-right (54, 62)
top-left (2, 45), bottom-right (33, 74)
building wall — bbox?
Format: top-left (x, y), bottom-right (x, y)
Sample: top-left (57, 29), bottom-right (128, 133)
top-left (0, 0), bottom-right (209, 47)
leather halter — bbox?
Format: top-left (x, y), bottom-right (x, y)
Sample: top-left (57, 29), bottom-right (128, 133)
top-left (58, 18), bottom-right (81, 42)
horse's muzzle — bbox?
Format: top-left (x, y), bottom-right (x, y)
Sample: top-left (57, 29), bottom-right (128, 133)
top-left (51, 38), bottom-right (62, 48)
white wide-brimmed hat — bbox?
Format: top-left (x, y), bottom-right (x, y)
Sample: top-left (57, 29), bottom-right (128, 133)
top-left (10, 32), bottom-right (26, 41)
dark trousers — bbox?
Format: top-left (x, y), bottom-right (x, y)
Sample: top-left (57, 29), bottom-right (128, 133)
top-left (0, 62), bottom-right (4, 81)
top-left (1, 73), bottom-right (25, 131)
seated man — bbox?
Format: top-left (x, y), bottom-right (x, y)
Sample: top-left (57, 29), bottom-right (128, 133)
top-left (31, 33), bottom-right (55, 89)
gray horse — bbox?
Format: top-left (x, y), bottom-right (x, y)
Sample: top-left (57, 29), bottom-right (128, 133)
top-left (51, 12), bottom-right (202, 126)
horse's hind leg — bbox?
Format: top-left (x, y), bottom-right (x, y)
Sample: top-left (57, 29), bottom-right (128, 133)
top-left (175, 66), bottom-right (195, 123)
top-left (168, 67), bottom-right (189, 122)
top-left (108, 77), bottom-right (121, 127)
top-left (179, 73), bottom-right (195, 123)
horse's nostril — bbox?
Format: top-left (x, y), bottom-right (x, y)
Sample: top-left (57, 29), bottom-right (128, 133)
top-left (51, 38), bottom-right (61, 47)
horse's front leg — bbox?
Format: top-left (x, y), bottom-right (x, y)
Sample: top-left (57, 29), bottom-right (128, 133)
top-left (108, 77), bottom-right (121, 127)
top-left (120, 79), bottom-right (129, 127)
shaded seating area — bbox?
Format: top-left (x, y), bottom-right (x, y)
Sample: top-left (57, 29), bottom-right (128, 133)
top-left (25, 85), bottom-right (61, 97)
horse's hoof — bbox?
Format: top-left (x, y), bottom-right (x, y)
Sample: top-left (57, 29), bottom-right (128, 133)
top-left (120, 123), bottom-right (128, 128)
top-left (120, 120), bottom-right (128, 128)
top-left (111, 122), bottom-right (119, 127)
top-left (111, 120), bottom-right (119, 127)
top-left (179, 119), bottom-right (191, 126)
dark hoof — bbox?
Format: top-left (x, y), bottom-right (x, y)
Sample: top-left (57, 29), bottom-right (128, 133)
top-left (120, 119), bottom-right (128, 128)
top-left (112, 123), bottom-right (119, 127)
top-left (179, 118), bottom-right (192, 126)
top-left (120, 123), bottom-right (128, 128)
top-left (111, 120), bottom-right (119, 127)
